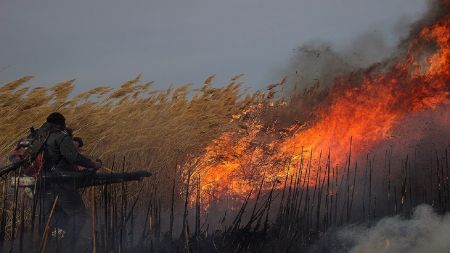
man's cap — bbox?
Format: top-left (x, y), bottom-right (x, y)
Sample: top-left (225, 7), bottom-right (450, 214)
top-left (46, 112), bottom-right (66, 127)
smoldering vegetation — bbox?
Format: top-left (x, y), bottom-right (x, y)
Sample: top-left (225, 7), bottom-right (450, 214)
top-left (311, 204), bottom-right (450, 253)
top-left (342, 204), bottom-right (450, 253)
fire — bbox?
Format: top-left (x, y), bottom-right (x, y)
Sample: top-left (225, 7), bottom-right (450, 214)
top-left (192, 6), bottom-right (450, 207)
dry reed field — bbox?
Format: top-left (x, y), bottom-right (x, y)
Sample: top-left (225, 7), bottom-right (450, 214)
top-left (0, 74), bottom-right (272, 195)
top-left (0, 1), bottom-right (449, 252)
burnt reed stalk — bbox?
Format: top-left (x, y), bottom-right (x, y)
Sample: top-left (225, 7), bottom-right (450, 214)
top-left (302, 151), bottom-right (312, 233)
top-left (276, 160), bottom-right (291, 225)
top-left (446, 148), bottom-right (449, 209)
top-left (91, 187), bottom-right (97, 253)
top-left (119, 156), bottom-right (127, 252)
top-left (169, 180), bottom-right (175, 238)
top-left (310, 151), bottom-right (322, 230)
top-left (19, 194), bottom-right (25, 253)
top-left (103, 184), bottom-right (109, 252)
top-left (194, 176), bottom-right (200, 238)
top-left (324, 150), bottom-right (330, 229)
top-left (181, 168), bottom-right (191, 240)
top-left (2, 146), bottom-right (450, 252)
top-left (348, 162), bottom-right (357, 223)
top-left (290, 156), bottom-right (303, 223)
top-left (346, 139), bottom-right (352, 223)
top-left (315, 164), bottom-right (325, 232)
top-left (10, 171), bottom-right (21, 253)
top-left (0, 182), bottom-right (7, 244)
top-left (245, 178), bottom-right (264, 230)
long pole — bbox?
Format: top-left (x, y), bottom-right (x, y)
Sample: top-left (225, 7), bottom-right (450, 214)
top-left (39, 195), bottom-right (59, 253)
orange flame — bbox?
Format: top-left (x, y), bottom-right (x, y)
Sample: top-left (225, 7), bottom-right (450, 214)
top-left (192, 8), bottom-right (450, 207)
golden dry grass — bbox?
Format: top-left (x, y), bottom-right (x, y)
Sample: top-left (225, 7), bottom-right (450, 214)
top-left (0, 75), bottom-right (277, 195)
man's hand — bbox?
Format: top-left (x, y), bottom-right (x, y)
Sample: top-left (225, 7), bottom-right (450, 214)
top-left (94, 159), bottom-right (102, 170)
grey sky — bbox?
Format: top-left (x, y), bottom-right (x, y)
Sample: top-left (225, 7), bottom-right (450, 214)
top-left (0, 0), bottom-right (427, 91)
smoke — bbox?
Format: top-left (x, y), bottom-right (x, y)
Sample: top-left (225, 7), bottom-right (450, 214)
top-left (268, 1), bottom-right (435, 128)
top-left (309, 204), bottom-right (450, 253)
top-left (283, 43), bottom-right (353, 90)
top-left (279, 0), bottom-right (445, 94)
top-left (279, 23), bottom-right (412, 94)
top-left (342, 204), bottom-right (450, 253)
top-left (282, 31), bottom-right (395, 93)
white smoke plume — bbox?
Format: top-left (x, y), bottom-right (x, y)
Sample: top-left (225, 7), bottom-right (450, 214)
top-left (338, 204), bottom-right (450, 253)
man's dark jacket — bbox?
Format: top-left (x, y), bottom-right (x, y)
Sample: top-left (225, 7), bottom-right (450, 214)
top-left (40, 122), bottom-right (96, 173)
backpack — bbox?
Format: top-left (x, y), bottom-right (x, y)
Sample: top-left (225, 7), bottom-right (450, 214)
top-left (1, 126), bottom-right (52, 179)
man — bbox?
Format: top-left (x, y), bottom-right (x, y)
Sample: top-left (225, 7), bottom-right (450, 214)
top-left (40, 112), bottom-right (101, 251)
